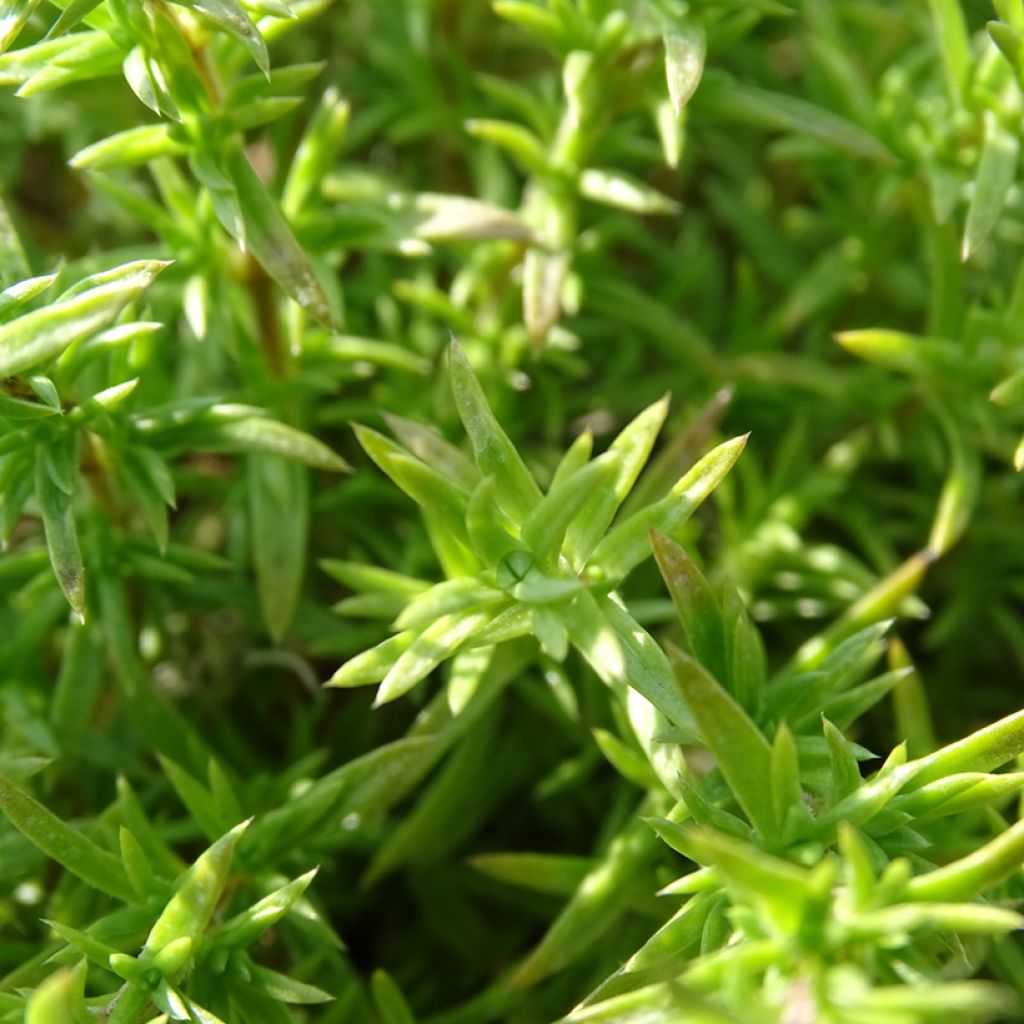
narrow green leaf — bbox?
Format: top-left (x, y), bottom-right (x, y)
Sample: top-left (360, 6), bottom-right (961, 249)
top-left (0, 774), bottom-right (132, 900)
top-left (320, 559), bottom-right (428, 596)
top-left (158, 755), bottom-right (229, 843)
top-left (0, 392), bottom-right (57, 420)
top-left (0, 193), bottom-right (28, 282)
top-left (675, 781), bottom-right (751, 841)
top-left (117, 775), bottom-right (184, 879)
top-left (29, 375), bottom-right (60, 410)
top-left (889, 637), bottom-right (937, 758)
top-left (0, 271), bottom-right (58, 321)
top-left (668, 644), bottom-right (776, 837)
top-left (45, 919), bottom-right (122, 970)
top-left (211, 868), bottom-right (317, 950)
top-left (414, 193), bottom-right (534, 242)
top-left (532, 606), bottom-right (569, 661)
top-left (25, 967), bottom-right (81, 1024)
top-left (522, 452), bottom-right (620, 568)
top-left (327, 631), bottom-right (415, 687)
top-left (592, 728), bottom-right (660, 790)
top-left (837, 822), bottom-right (876, 909)
top-left (990, 19), bottom-right (1024, 84)
top-left (321, 334), bottom-right (429, 374)
top-left (68, 379), bottom-right (139, 426)
top-left (0, 261), bottom-right (166, 377)
top-left (119, 450), bottom-right (171, 554)
top-left (464, 118), bottom-right (550, 176)
top-left (817, 669), bottom-right (909, 730)
top-left (241, 736), bottom-right (436, 863)
top-left (228, 95), bottom-right (302, 131)
top-left (906, 708), bottom-right (1024, 788)
top-left (105, 982), bottom-right (152, 1024)
top-left (282, 86), bottom-right (350, 216)
top-left (510, 565), bottom-right (582, 604)
top-left (858, 983), bottom-right (1013, 1020)
top-left (656, 97), bottom-right (683, 170)
top-left (549, 431), bottom-right (593, 491)
top-left (810, 762), bottom-right (912, 840)
top-left (448, 340), bottom-right (542, 521)
top-left (364, 708), bottom-right (499, 884)
top-left (685, 827), bottom-right (810, 935)
top-left (466, 475), bottom-right (519, 563)
top-left (0, 755), bottom-right (50, 780)
top-left (240, 963), bottom-right (332, 1004)
top-left (624, 387), bottom-right (733, 517)
top-left (250, 455), bottom-right (307, 640)
top-left (0, 450), bottom-right (33, 539)
top-left (906, 818), bottom-right (1024, 901)
top-left (650, 531), bottom-right (725, 682)
top-left (35, 445), bottom-right (84, 614)
top-left (223, 149), bottom-right (334, 325)
top-left (929, 0), bottom-right (971, 105)
top-left (130, 441), bottom-right (175, 510)
top-left (770, 722), bottom-right (801, 829)
top-left (60, 321), bottom-right (162, 373)
top-left (0, 0), bottom-right (44, 55)
top-left (994, 1), bottom-right (1024, 33)
top-left (156, 987), bottom-right (230, 1023)
top-left (928, 415), bottom-right (981, 556)
top-left (590, 593), bottom-right (698, 738)
top-left (823, 716), bottom-right (862, 805)
top-left (963, 115), bottom-right (1019, 260)
top-left (563, 983), bottom-right (736, 1024)
top-left (45, 0), bottom-right (104, 37)
top-left (354, 423), bottom-right (471, 548)
top-left (447, 644), bottom-right (494, 713)
top-left (71, 124), bottom-right (186, 171)
top-left (376, 610), bottom-right (494, 706)
top-left (621, 891), bottom-right (716, 977)
top-left (373, 970), bottom-right (416, 1024)
top-left (590, 435), bottom-right (747, 583)
top-left (895, 772), bottom-right (1024, 819)
top-left (394, 577), bottom-right (504, 631)
top-left (523, 248), bottom-right (568, 349)
top-left (565, 397), bottom-right (669, 569)
top-left (170, 0), bottom-right (268, 72)
top-left (510, 817), bottom-right (658, 989)
top-left (793, 553), bottom-right (932, 671)
top-left (145, 819), bottom-right (250, 954)
top-left (664, 24), bottom-right (706, 114)
top-left (382, 412), bottom-right (479, 489)
top-left (491, 0), bottom-right (568, 48)
top-left (152, 936), bottom-right (193, 980)
top-left (468, 852), bottom-right (593, 896)
top-left (698, 74), bottom-right (894, 163)
top-left (578, 169), bottom-right (679, 215)
top-left (835, 329), bottom-right (970, 377)
top-left (723, 588), bottom-right (765, 712)
top-left (991, 366), bottom-right (1024, 406)
top-left (120, 827), bottom-right (158, 900)
top-left (205, 416), bottom-right (348, 470)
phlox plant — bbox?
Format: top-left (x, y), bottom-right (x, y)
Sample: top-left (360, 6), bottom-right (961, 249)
top-left (1, 0), bottom-right (1024, 1023)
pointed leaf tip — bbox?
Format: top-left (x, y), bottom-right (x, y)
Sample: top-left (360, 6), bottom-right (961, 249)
top-left (664, 24), bottom-right (707, 116)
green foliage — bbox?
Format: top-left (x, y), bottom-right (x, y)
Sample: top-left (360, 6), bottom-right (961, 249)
top-left (2, 0), bottom-right (1024, 1022)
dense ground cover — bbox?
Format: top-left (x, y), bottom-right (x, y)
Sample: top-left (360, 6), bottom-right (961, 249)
top-left (4, 0), bottom-right (1024, 1021)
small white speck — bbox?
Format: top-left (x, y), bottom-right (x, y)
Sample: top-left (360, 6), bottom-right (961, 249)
top-left (15, 882), bottom-right (43, 905)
